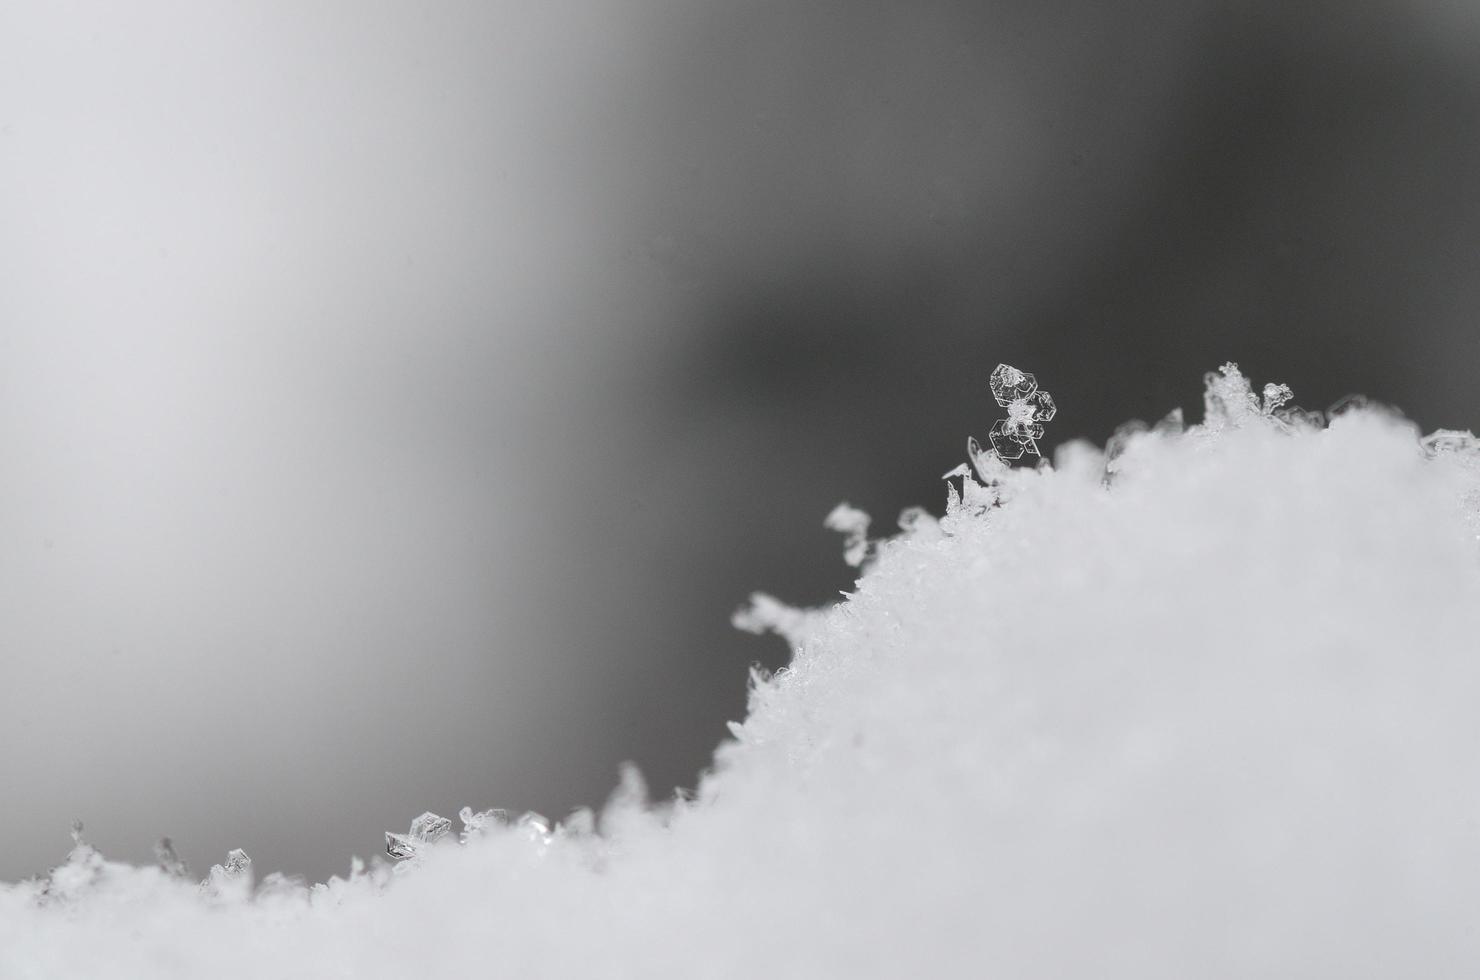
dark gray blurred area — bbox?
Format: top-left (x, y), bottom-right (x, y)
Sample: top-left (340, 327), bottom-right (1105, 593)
top-left (2, 1), bottom-right (1478, 883)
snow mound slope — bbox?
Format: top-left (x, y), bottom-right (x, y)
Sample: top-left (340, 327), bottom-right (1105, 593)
top-left (5, 364), bottom-right (1480, 978)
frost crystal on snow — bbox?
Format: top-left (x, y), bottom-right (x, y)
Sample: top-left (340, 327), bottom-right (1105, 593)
top-left (1103, 419), bottom-right (1150, 479)
top-left (1203, 362), bottom-right (1320, 433)
top-left (203, 848), bottom-right (254, 900)
top-left (1421, 429), bottom-right (1480, 457)
top-left (989, 363), bottom-right (1037, 405)
top-left (409, 812), bottom-right (452, 843)
top-left (824, 503), bottom-right (872, 567)
top-left (1328, 393), bottom-right (1373, 418)
top-left (982, 364), bottom-right (1055, 461)
top-left (516, 812), bottom-right (553, 844)
top-left (459, 806), bottom-right (509, 841)
top-left (1261, 382), bottom-right (1294, 414)
top-left (222, 848), bottom-right (251, 877)
top-left (1154, 407), bottom-right (1185, 436)
top-left (965, 435), bottom-right (1007, 482)
top-left (154, 837), bottom-right (189, 878)
top-left (1202, 362), bottom-right (1262, 427)
top-left (386, 811), bottom-right (452, 860)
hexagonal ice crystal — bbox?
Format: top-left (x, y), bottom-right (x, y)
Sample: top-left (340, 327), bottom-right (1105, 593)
top-left (408, 812), bottom-right (452, 844)
top-left (969, 363), bottom-right (1055, 466)
top-left (386, 811), bottom-right (453, 860)
top-left (990, 363), bottom-right (1037, 406)
top-left (989, 418), bottom-right (1035, 460)
top-left (223, 848), bottom-right (251, 876)
top-left (1027, 389), bottom-right (1056, 423)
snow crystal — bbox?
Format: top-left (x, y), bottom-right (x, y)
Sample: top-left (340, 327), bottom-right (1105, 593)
top-left (154, 838), bottom-right (189, 879)
top-left (408, 812), bottom-right (451, 844)
top-left (458, 807), bottom-right (509, 842)
top-left (731, 591), bottom-right (818, 650)
top-left (1153, 407), bottom-right (1185, 435)
top-left (6, 362), bottom-right (1480, 978)
top-left (217, 846), bottom-right (250, 876)
top-left (983, 363), bottom-right (1056, 460)
top-left (823, 502), bottom-right (872, 567)
top-left (988, 362), bottom-right (1038, 405)
top-left (964, 434), bottom-right (1008, 482)
top-left (1422, 428), bottom-right (1480, 457)
top-left (1261, 381), bottom-right (1293, 413)
top-left (385, 812), bottom-right (451, 860)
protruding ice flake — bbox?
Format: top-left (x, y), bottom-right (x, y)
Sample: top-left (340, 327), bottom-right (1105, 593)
top-left (1153, 407), bottom-right (1185, 436)
top-left (1328, 393), bottom-right (1372, 418)
top-left (205, 847), bottom-right (253, 897)
top-left (941, 462), bottom-right (971, 480)
top-left (559, 807), bottom-right (597, 838)
top-left (409, 812), bottom-right (451, 844)
top-left (896, 505), bottom-right (936, 534)
top-left (1276, 406), bottom-right (1325, 431)
top-left (1261, 382), bottom-right (1294, 414)
top-left (384, 833), bottom-right (417, 861)
top-left (1103, 419), bottom-right (1150, 483)
top-left (1203, 363), bottom-right (1313, 434)
top-left (732, 591), bottom-right (816, 650)
top-left (154, 837), bottom-right (189, 878)
top-left (1327, 392), bottom-right (1405, 423)
top-left (1202, 362), bottom-right (1261, 428)
top-left (966, 436), bottom-right (1008, 482)
top-left (459, 806), bottom-right (509, 841)
top-left (989, 363), bottom-right (1037, 406)
top-left (386, 811), bottom-right (452, 860)
top-left (223, 848), bottom-right (251, 876)
top-left (1421, 429), bottom-right (1480, 457)
top-left (824, 503), bottom-right (872, 567)
top-left (517, 812), bottom-right (553, 845)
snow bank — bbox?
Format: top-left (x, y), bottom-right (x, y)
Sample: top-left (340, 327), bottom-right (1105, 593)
top-left (5, 364), bottom-right (1480, 978)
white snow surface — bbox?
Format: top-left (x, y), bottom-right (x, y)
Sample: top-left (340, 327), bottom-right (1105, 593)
top-left (5, 365), bottom-right (1480, 978)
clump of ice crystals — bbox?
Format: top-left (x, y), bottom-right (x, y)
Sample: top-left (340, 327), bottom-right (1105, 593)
top-left (983, 363), bottom-right (1056, 461)
top-left (7, 361), bottom-right (1480, 979)
top-left (385, 812), bottom-right (452, 860)
top-left (207, 848), bottom-right (251, 882)
top-left (200, 847), bottom-right (254, 902)
top-left (1421, 428), bottom-right (1480, 457)
top-left (154, 838), bottom-right (189, 879)
top-left (458, 806), bottom-right (508, 842)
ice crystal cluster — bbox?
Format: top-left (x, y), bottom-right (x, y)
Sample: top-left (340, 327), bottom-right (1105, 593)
top-left (5, 362), bottom-right (1480, 978)
top-left (983, 362), bottom-right (1056, 461)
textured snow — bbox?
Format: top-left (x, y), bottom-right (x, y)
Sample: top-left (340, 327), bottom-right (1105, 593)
top-left (5, 365), bottom-right (1480, 978)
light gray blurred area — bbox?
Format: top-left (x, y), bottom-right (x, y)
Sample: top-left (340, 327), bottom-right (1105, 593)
top-left (3, 1), bottom-right (1480, 883)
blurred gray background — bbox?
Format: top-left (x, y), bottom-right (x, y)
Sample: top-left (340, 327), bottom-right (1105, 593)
top-left (2, 0), bottom-right (1478, 883)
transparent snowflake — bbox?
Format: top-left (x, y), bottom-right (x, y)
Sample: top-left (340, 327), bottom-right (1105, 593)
top-left (386, 811), bottom-right (452, 860)
top-left (984, 363), bottom-right (1056, 461)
